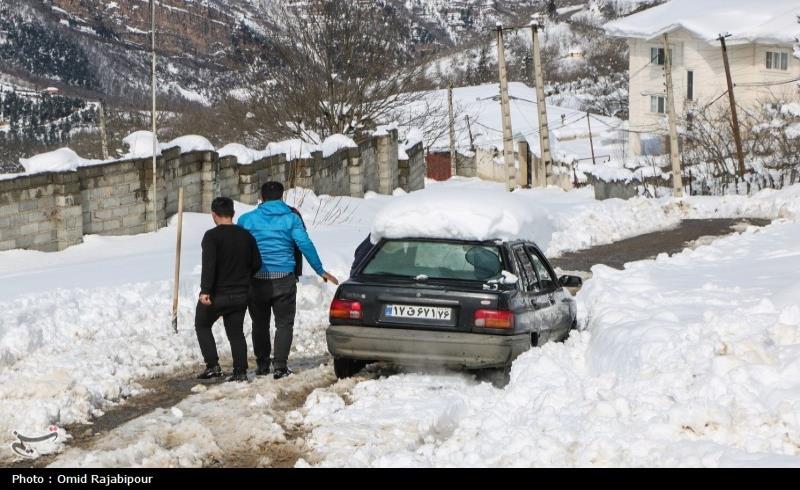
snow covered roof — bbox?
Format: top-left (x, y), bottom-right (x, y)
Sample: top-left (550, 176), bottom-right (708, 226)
top-left (604, 0), bottom-right (800, 45)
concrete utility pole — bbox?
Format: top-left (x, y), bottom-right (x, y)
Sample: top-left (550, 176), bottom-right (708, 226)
top-left (718, 33), bottom-right (746, 179)
top-left (495, 25), bottom-right (516, 191)
top-left (98, 99), bottom-right (109, 160)
top-left (662, 33), bottom-right (683, 197)
top-left (150, 0), bottom-right (158, 232)
top-left (530, 16), bottom-right (552, 187)
top-left (448, 82), bottom-right (457, 178)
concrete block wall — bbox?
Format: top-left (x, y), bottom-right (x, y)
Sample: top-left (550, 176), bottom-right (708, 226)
top-left (0, 172), bottom-right (82, 252)
top-left (456, 153), bottom-right (477, 178)
top-left (313, 147), bottom-right (358, 196)
top-left (77, 158), bottom-right (152, 236)
top-left (399, 141), bottom-right (425, 192)
top-left (0, 132), bottom-right (426, 252)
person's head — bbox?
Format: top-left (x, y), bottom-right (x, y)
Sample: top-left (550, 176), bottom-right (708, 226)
top-left (210, 196), bottom-right (235, 225)
top-left (261, 181), bottom-right (285, 202)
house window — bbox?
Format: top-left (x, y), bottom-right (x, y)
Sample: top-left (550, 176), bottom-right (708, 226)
top-left (766, 51), bottom-right (789, 71)
top-left (687, 71), bottom-right (694, 100)
top-left (650, 95), bottom-right (666, 114)
top-left (650, 47), bottom-right (673, 66)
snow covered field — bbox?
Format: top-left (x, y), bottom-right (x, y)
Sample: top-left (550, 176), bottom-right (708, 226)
top-left (1, 179), bottom-right (799, 466)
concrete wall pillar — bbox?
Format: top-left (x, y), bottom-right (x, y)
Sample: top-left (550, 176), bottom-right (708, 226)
top-left (52, 172), bottom-right (84, 251)
top-left (376, 129), bottom-right (399, 194)
top-left (517, 141), bottom-right (529, 188)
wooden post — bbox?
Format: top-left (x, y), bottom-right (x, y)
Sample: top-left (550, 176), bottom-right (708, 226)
top-left (587, 113), bottom-right (596, 165)
top-left (663, 33), bottom-right (684, 197)
top-left (530, 17), bottom-right (552, 183)
top-left (171, 187), bottom-right (184, 334)
top-left (718, 34), bottom-right (746, 179)
top-left (495, 25), bottom-right (515, 191)
top-left (448, 82), bottom-right (457, 179)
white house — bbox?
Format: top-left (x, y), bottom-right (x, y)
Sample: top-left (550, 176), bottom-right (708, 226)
top-left (605, 0), bottom-right (800, 155)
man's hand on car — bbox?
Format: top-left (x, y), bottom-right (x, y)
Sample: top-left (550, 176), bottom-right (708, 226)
top-left (322, 272), bottom-right (339, 285)
top-left (199, 293), bottom-right (212, 305)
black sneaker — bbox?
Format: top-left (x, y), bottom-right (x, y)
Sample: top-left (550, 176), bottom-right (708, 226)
top-left (255, 364), bottom-right (271, 376)
top-left (196, 365), bottom-right (223, 380)
top-left (273, 367), bottom-right (293, 380)
top-left (226, 370), bottom-right (248, 383)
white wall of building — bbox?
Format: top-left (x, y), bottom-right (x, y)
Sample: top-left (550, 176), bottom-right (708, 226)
top-left (628, 28), bottom-right (800, 155)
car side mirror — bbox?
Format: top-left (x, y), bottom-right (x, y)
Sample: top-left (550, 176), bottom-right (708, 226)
top-left (559, 275), bottom-right (582, 288)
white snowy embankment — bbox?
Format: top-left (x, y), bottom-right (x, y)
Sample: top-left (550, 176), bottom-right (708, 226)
top-left (372, 178), bottom-right (682, 256)
top-left (297, 216), bottom-right (800, 467)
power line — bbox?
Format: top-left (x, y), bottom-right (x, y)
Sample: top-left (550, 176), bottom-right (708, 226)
top-left (735, 77), bottom-right (800, 88)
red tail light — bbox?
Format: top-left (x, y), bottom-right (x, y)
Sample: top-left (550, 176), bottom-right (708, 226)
top-left (330, 298), bottom-right (363, 320)
top-left (474, 309), bottom-right (514, 329)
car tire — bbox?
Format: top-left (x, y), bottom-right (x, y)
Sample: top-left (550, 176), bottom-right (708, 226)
top-left (333, 357), bottom-right (364, 379)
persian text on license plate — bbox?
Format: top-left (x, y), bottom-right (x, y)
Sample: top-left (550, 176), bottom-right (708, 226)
top-left (384, 304), bottom-right (452, 321)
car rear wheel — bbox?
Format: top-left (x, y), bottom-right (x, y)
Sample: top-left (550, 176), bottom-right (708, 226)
top-left (333, 357), bottom-right (365, 379)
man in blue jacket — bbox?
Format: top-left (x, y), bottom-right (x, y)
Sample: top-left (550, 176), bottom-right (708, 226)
top-left (238, 181), bottom-right (339, 379)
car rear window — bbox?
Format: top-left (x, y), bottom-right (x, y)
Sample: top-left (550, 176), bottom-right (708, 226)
top-left (360, 240), bottom-right (504, 281)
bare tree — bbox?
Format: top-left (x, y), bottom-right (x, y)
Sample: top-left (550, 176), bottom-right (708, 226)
top-left (235, 0), bottom-right (428, 144)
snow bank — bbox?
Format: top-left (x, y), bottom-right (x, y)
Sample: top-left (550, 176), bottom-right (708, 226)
top-left (122, 131), bottom-right (161, 159)
top-left (19, 148), bottom-right (102, 174)
top-left (370, 180), bottom-right (681, 255)
top-left (265, 139), bottom-right (316, 160)
top-left (217, 143), bottom-right (264, 164)
top-left (679, 184), bottom-right (800, 222)
top-left (162, 135), bottom-right (214, 154)
top-left (320, 134), bottom-right (357, 158)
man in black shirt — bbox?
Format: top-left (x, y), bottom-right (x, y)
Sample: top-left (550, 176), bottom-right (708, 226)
top-left (195, 197), bottom-right (262, 382)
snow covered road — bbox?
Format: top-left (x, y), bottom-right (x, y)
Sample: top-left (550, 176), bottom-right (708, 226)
top-left (2, 180), bottom-right (799, 466)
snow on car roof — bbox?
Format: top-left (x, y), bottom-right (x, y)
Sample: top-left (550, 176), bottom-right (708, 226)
top-left (604, 0), bottom-right (800, 44)
top-left (370, 183), bottom-right (550, 244)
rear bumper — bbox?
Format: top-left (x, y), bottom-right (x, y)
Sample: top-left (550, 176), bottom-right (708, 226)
top-left (326, 325), bottom-right (530, 369)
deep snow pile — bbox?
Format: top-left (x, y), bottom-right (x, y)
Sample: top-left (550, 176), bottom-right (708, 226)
top-left (296, 219), bottom-right (800, 467)
top-left (372, 179), bottom-right (681, 256)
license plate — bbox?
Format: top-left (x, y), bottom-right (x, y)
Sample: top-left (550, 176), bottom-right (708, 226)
top-left (384, 304), bottom-right (452, 321)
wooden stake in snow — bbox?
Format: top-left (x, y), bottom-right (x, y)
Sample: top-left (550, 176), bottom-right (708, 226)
top-left (171, 187), bottom-right (184, 334)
